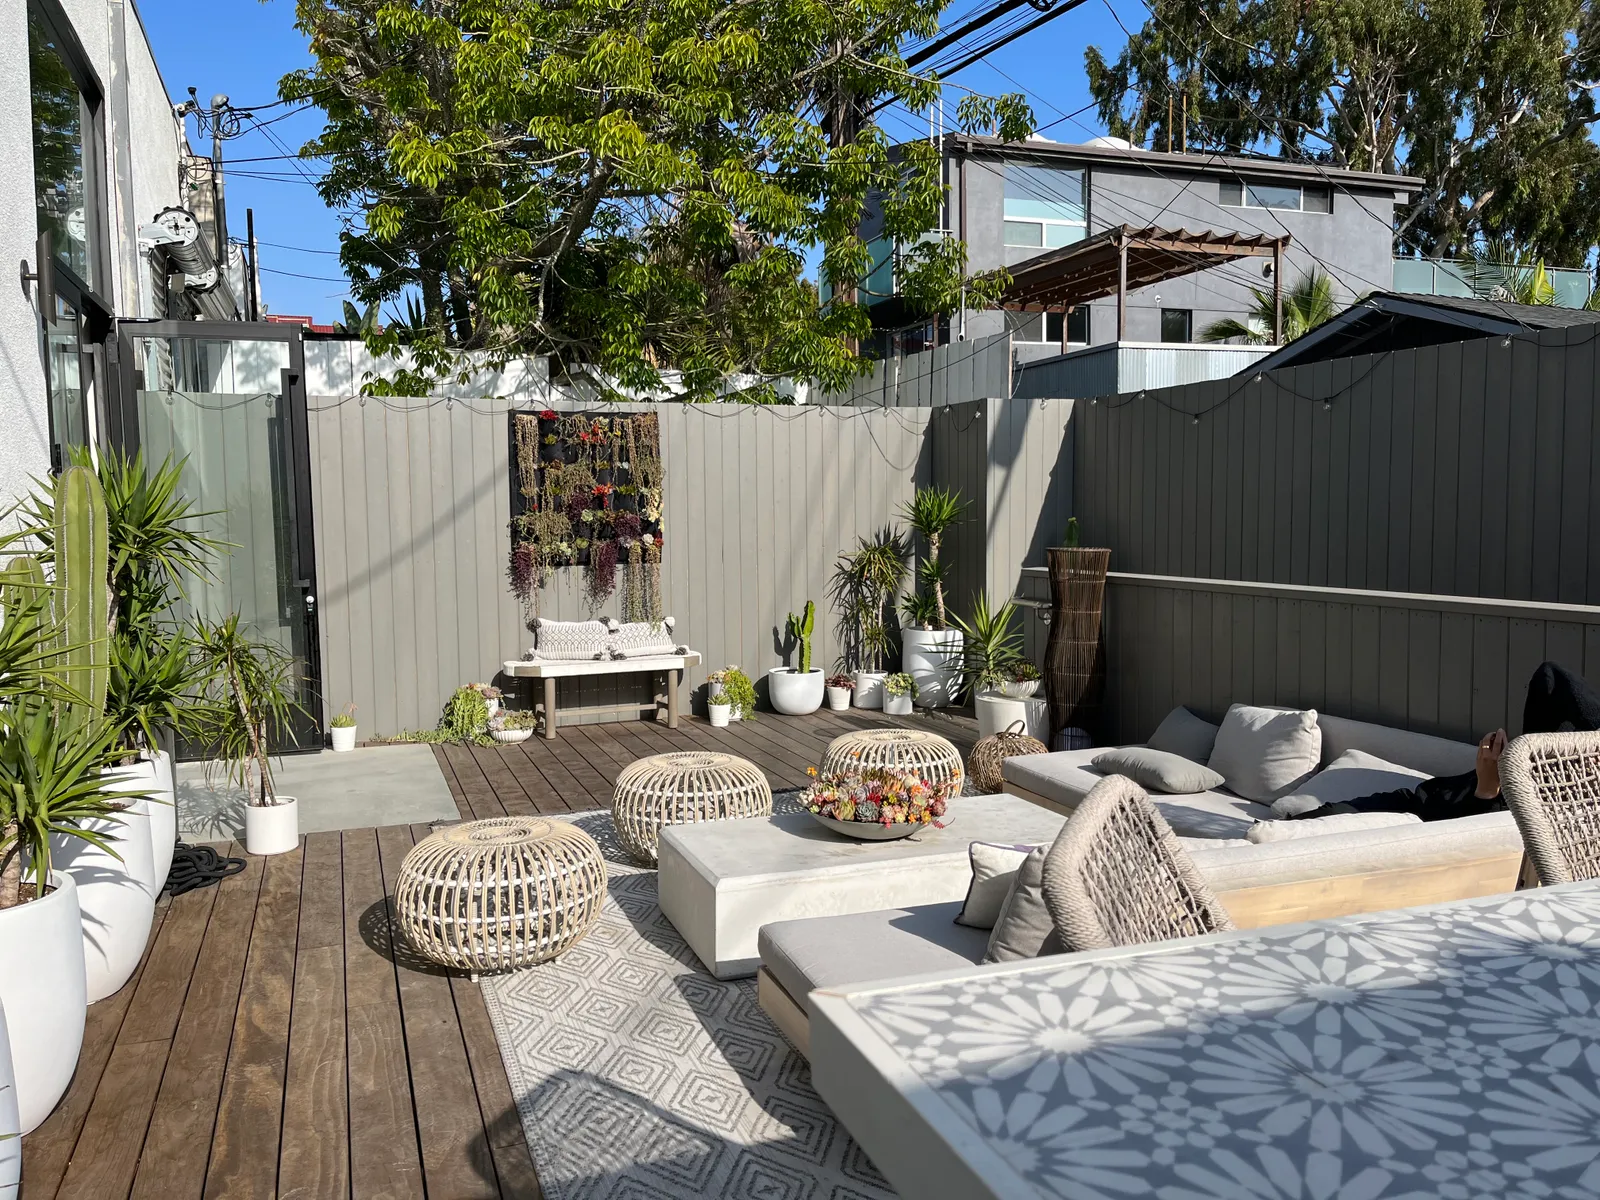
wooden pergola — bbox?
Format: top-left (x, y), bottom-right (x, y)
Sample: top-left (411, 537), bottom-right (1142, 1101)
top-left (998, 224), bottom-right (1289, 345)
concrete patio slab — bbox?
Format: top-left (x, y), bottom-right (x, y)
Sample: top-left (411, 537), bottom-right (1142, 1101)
top-left (176, 744), bottom-right (460, 842)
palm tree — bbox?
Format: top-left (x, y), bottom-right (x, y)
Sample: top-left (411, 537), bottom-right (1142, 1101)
top-left (1200, 268), bottom-right (1338, 345)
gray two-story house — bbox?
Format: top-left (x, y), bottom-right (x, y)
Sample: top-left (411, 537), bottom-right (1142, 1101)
top-left (861, 133), bottom-right (1423, 364)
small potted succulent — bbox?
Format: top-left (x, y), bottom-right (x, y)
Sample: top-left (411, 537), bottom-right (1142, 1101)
top-left (825, 673), bottom-right (855, 711)
top-left (882, 672), bottom-right (918, 717)
top-left (488, 709), bottom-right (539, 744)
top-left (469, 682), bottom-right (503, 717)
top-left (706, 667), bottom-right (756, 726)
top-left (330, 703), bottom-right (358, 752)
top-left (1003, 661), bottom-right (1041, 698)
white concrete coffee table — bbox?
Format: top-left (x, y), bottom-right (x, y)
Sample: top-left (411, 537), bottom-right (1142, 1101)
top-left (657, 794), bottom-right (1066, 979)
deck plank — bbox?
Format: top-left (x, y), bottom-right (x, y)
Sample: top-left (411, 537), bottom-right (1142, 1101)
top-left (129, 846), bottom-right (267, 1200)
top-left (202, 843), bottom-right (305, 1199)
top-left (278, 832), bottom-right (350, 1200)
top-left (430, 744), bottom-right (474, 820)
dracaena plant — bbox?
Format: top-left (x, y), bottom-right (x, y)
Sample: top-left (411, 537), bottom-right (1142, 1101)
top-left (191, 614), bottom-right (305, 808)
top-left (900, 487), bottom-right (968, 631)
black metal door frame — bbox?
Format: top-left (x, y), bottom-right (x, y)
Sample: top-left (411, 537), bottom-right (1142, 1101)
top-left (111, 319), bottom-right (324, 751)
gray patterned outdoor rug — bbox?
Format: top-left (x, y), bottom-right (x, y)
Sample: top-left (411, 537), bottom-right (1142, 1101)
top-left (478, 809), bottom-right (894, 1200)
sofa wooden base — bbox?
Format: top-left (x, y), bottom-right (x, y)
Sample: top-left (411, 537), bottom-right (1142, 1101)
top-left (758, 967), bottom-right (810, 1058)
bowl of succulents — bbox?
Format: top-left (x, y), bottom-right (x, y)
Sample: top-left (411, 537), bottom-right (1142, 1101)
top-left (800, 765), bottom-right (954, 840)
top-left (488, 709), bottom-right (540, 743)
top-left (1001, 661), bottom-right (1042, 698)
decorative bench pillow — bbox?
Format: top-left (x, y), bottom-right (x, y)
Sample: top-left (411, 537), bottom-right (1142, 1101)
top-left (1092, 747), bottom-right (1226, 795)
top-left (609, 617), bottom-right (687, 659)
top-left (1147, 705), bottom-right (1222, 763)
top-left (529, 618), bottom-right (610, 661)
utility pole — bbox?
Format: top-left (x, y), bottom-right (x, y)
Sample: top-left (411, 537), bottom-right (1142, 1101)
top-left (210, 93), bottom-right (229, 267)
top-left (246, 207), bottom-right (260, 322)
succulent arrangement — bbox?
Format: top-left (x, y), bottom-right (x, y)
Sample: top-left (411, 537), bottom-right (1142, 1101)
top-left (883, 672), bottom-right (918, 699)
top-left (509, 410), bottom-right (664, 623)
top-left (706, 667), bottom-right (757, 719)
top-left (801, 765), bottom-right (953, 828)
top-left (489, 709), bottom-right (540, 732)
top-left (331, 704), bottom-right (357, 729)
top-left (825, 673), bottom-right (855, 690)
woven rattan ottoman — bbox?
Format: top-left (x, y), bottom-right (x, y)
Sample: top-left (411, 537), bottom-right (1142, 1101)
top-left (820, 728), bottom-right (966, 791)
top-left (612, 751), bottom-right (773, 866)
top-left (395, 817), bottom-right (607, 977)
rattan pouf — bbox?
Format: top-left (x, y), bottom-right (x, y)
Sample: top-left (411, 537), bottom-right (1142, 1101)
top-left (821, 728), bottom-right (966, 791)
top-left (612, 751), bottom-right (773, 866)
top-left (968, 720), bottom-right (1049, 793)
top-left (395, 817), bottom-right (607, 977)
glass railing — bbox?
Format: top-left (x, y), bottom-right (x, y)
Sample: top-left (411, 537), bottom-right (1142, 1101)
top-left (1393, 258), bottom-right (1593, 308)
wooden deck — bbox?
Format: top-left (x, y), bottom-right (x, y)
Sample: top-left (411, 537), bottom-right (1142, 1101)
top-left (21, 708), bottom-right (976, 1199)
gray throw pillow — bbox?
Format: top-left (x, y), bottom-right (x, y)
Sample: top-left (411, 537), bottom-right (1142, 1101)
top-left (1207, 704), bottom-right (1322, 803)
top-left (1269, 749), bottom-right (1431, 817)
top-left (957, 842), bottom-right (1043, 929)
top-left (1092, 747), bottom-right (1226, 795)
top-left (982, 847), bottom-right (1064, 962)
top-left (1147, 706), bottom-right (1222, 763)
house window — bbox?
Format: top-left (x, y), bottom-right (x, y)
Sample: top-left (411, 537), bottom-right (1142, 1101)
top-left (30, 3), bottom-right (102, 291)
top-left (1006, 308), bottom-right (1090, 346)
top-left (1003, 163), bottom-right (1087, 248)
top-left (1161, 309), bottom-right (1192, 343)
top-left (1219, 179), bottom-right (1332, 214)
top-left (863, 237), bottom-right (895, 303)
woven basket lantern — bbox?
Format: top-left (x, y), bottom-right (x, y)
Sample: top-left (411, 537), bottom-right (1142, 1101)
top-left (968, 720), bottom-right (1049, 794)
top-left (395, 817), bottom-right (607, 976)
top-left (611, 751), bottom-right (772, 866)
top-left (820, 728), bottom-right (965, 791)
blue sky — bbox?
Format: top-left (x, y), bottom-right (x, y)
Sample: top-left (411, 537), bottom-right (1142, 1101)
top-left (135, 0), bottom-right (1135, 325)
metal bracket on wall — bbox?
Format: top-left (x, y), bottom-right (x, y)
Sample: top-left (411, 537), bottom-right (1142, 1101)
top-left (1011, 595), bottom-right (1051, 624)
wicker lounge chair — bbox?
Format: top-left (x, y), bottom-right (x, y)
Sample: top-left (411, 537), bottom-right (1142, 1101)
top-left (1498, 731), bottom-right (1600, 885)
top-left (1041, 775), bottom-right (1236, 950)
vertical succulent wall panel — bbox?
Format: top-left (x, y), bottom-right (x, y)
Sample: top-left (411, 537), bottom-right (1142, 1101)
top-left (508, 411), bottom-right (665, 625)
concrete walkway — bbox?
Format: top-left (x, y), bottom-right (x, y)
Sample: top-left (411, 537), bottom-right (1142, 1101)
top-left (175, 743), bottom-right (461, 842)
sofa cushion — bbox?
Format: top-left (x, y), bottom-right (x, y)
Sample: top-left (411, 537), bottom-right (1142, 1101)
top-left (759, 902), bottom-right (988, 1015)
top-left (1270, 749), bottom-right (1432, 817)
top-left (957, 842), bottom-right (1043, 929)
top-left (1247, 810), bottom-right (1423, 843)
top-left (983, 846), bottom-right (1062, 963)
top-left (1147, 706), bottom-right (1222, 763)
top-left (529, 618), bottom-right (610, 661)
top-left (1002, 748), bottom-right (1110, 809)
top-left (1316, 714), bottom-right (1477, 777)
top-left (1208, 704), bottom-right (1322, 802)
top-left (1093, 747), bottom-right (1226, 795)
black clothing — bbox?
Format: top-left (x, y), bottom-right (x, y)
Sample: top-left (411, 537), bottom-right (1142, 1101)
top-left (1296, 662), bottom-right (1599, 824)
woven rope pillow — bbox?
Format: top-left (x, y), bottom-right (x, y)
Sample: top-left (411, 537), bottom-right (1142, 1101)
top-left (610, 617), bottom-right (683, 659)
top-left (530, 618), bottom-right (610, 661)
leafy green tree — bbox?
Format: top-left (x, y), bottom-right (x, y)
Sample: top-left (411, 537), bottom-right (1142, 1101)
top-left (1200, 267), bottom-right (1338, 343)
top-left (1084, 0), bottom-right (1600, 264)
top-left (282, 0), bottom-right (1030, 398)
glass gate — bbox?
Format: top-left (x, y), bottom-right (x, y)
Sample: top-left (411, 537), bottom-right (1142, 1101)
top-left (116, 320), bottom-right (322, 753)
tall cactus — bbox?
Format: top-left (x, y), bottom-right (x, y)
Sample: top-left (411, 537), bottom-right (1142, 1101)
top-left (787, 600), bottom-right (816, 674)
top-left (54, 463), bottom-right (111, 730)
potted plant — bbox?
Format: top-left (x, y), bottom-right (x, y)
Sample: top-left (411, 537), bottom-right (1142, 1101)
top-left (800, 765), bottom-right (953, 841)
top-left (953, 593), bottom-right (1024, 702)
top-left (330, 703), bottom-right (358, 751)
top-left (1004, 661), bottom-right (1041, 698)
top-left (707, 692), bottom-right (734, 728)
top-left (900, 487), bottom-right (968, 707)
top-left (883, 672), bottom-right (918, 716)
top-left (768, 601), bottom-right (824, 715)
top-left (489, 709), bottom-right (539, 744)
top-left (470, 682), bottom-right (503, 716)
top-left (193, 613), bottom-right (305, 857)
top-left (706, 667), bottom-right (756, 723)
top-left (828, 530), bottom-right (908, 710)
top-left (825, 673), bottom-right (855, 711)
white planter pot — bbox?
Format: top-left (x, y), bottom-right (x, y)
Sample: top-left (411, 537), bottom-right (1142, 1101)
top-left (825, 686), bottom-right (852, 711)
top-left (708, 703), bottom-right (732, 729)
top-left (1001, 679), bottom-right (1040, 699)
top-left (484, 697), bottom-right (501, 717)
top-left (57, 787), bottom-right (157, 1004)
top-left (0, 872), bottom-right (87, 1135)
top-left (490, 728), bottom-right (533, 744)
top-left (853, 670), bottom-right (887, 709)
top-left (330, 725), bottom-right (358, 752)
top-left (767, 667), bottom-right (825, 715)
top-left (147, 749), bottom-right (176, 889)
top-left (0, 993), bottom-right (18, 1195)
top-left (883, 692), bottom-right (914, 716)
top-left (902, 628), bottom-right (963, 708)
top-left (975, 692), bottom-right (1051, 740)
top-left (245, 797), bottom-right (299, 856)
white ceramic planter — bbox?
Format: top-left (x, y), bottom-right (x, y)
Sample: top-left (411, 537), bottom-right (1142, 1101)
top-left (484, 697), bottom-right (501, 717)
top-left (490, 728), bottom-right (533, 744)
top-left (825, 686), bottom-right (852, 711)
top-left (883, 692), bottom-right (914, 716)
top-left (245, 797), bottom-right (300, 856)
top-left (708, 702), bottom-right (733, 728)
top-left (330, 725), bottom-right (357, 752)
top-left (0, 994), bottom-right (19, 1195)
top-left (55, 789), bottom-right (157, 1004)
top-left (902, 628), bottom-right (963, 707)
top-left (975, 692), bottom-right (1051, 740)
top-left (767, 667), bottom-right (825, 715)
top-left (853, 670), bottom-right (887, 709)
top-left (148, 749), bottom-right (176, 888)
top-left (1001, 679), bottom-right (1040, 698)
top-left (0, 872), bottom-right (87, 1135)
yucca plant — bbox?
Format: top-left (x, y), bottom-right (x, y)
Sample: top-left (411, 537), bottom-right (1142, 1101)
top-left (191, 614), bottom-right (303, 807)
top-left (953, 593), bottom-right (1023, 698)
top-left (828, 528), bottom-right (909, 672)
top-left (900, 487), bottom-right (967, 631)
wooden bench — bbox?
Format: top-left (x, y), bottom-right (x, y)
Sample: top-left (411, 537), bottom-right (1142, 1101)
top-left (501, 652), bottom-right (701, 739)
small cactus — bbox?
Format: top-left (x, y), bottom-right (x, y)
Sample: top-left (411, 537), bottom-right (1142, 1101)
top-left (1064, 517), bottom-right (1080, 548)
top-left (55, 463), bottom-right (111, 732)
top-left (787, 600), bottom-right (816, 674)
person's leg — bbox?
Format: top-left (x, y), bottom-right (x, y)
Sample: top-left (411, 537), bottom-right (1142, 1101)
top-left (1291, 730), bottom-right (1508, 823)
top-left (1522, 661), bottom-right (1600, 734)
